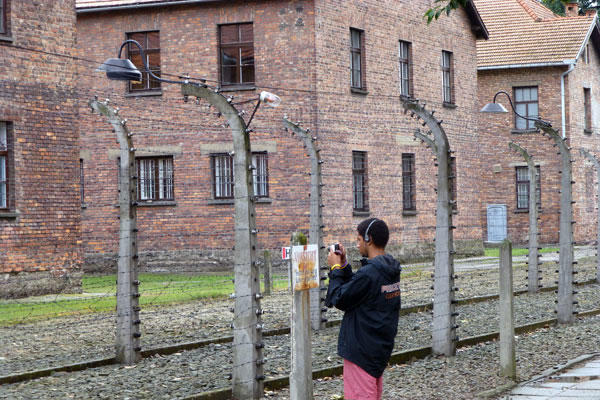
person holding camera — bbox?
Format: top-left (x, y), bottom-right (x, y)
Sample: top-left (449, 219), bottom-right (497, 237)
top-left (325, 218), bottom-right (401, 400)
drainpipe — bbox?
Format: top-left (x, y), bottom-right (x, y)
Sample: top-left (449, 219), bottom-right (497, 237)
top-left (561, 61), bottom-right (576, 138)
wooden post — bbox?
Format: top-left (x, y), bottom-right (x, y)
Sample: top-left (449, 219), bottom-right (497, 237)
top-left (509, 142), bottom-right (540, 293)
top-left (289, 233), bottom-right (313, 400)
top-left (182, 83), bottom-right (263, 399)
top-left (263, 250), bottom-right (272, 296)
top-left (401, 98), bottom-right (457, 356)
top-left (499, 240), bottom-right (516, 379)
top-left (283, 118), bottom-right (326, 330)
top-left (89, 99), bottom-right (141, 365)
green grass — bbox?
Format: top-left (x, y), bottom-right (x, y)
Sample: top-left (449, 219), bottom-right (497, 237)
top-left (484, 247), bottom-right (558, 258)
top-left (0, 273), bottom-right (289, 326)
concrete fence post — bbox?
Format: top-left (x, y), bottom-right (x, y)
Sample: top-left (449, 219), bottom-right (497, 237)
top-left (289, 232), bottom-right (313, 400)
top-left (263, 250), bottom-right (272, 296)
top-left (283, 117), bottom-right (327, 330)
top-left (580, 148), bottom-right (600, 283)
top-left (182, 83), bottom-right (263, 399)
top-left (537, 122), bottom-right (576, 324)
top-left (499, 240), bottom-right (516, 379)
top-left (89, 99), bottom-right (141, 365)
top-left (509, 142), bottom-right (541, 293)
top-left (401, 98), bottom-right (457, 356)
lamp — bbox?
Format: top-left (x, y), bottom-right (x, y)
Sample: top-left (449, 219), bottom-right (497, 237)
top-left (481, 90), bottom-right (552, 127)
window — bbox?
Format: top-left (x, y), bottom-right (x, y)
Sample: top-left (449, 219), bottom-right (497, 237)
top-left (584, 88), bottom-right (592, 132)
top-left (0, 122), bottom-right (8, 209)
top-left (211, 152), bottom-right (269, 199)
top-left (127, 31), bottom-right (161, 92)
top-left (80, 159), bottom-right (85, 207)
top-left (252, 152), bottom-right (269, 198)
top-left (399, 41), bottom-right (412, 97)
top-left (516, 166), bottom-right (541, 210)
top-left (350, 28), bottom-right (365, 90)
top-left (137, 157), bottom-right (174, 201)
top-left (449, 156), bottom-right (457, 211)
top-left (402, 153), bottom-right (416, 212)
top-left (219, 23), bottom-right (254, 86)
top-left (0, 0), bottom-right (6, 35)
top-left (514, 87), bottom-right (538, 130)
top-left (442, 51), bottom-right (454, 104)
top-left (352, 151), bottom-right (368, 212)
top-left (584, 44), bottom-right (590, 64)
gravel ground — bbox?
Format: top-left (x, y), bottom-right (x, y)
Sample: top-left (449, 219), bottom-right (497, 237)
top-left (1, 258), bottom-right (599, 399)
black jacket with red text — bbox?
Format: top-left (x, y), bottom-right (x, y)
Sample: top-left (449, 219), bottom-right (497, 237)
top-left (325, 254), bottom-right (401, 378)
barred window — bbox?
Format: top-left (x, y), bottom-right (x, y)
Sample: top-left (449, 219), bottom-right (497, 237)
top-left (211, 152), bottom-right (269, 199)
top-left (402, 153), bottom-right (416, 212)
top-left (399, 41), bottom-right (412, 97)
top-left (252, 152), bottom-right (269, 198)
top-left (0, 0), bottom-right (6, 35)
top-left (442, 51), bottom-right (454, 104)
top-left (352, 151), bottom-right (368, 212)
top-left (0, 122), bottom-right (8, 209)
top-left (514, 87), bottom-right (538, 130)
top-left (219, 23), bottom-right (254, 86)
top-left (584, 88), bottom-right (592, 132)
top-left (350, 28), bottom-right (365, 90)
top-left (137, 157), bottom-right (174, 201)
top-left (516, 166), bottom-right (541, 210)
top-left (127, 31), bottom-right (161, 92)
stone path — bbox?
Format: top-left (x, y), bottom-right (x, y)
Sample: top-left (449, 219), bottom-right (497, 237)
top-left (504, 353), bottom-right (600, 399)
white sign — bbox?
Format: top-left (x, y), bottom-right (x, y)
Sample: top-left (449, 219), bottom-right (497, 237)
top-left (291, 244), bottom-right (320, 291)
top-left (282, 247), bottom-right (291, 260)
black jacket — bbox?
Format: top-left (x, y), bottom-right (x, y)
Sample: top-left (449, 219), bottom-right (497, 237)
top-left (325, 254), bottom-right (401, 378)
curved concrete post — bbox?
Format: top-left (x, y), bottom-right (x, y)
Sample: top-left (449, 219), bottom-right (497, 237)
top-left (401, 98), bottom-right (456, 356)
top-left (580, 148), bottom-right (600, 283)
top-left (182, 83), bottom-right (263, 399)
top-left (89, 99), bottom-right (141, 365)
top-left (283, 117), bottom-right (326, 331)
top-left (537, 122), bottom-right (575, 324)
top-left (508, 142), bottom-right (540, 293)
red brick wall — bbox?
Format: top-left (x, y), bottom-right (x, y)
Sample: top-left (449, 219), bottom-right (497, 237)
top-left (477, 64), bottom-right (596, 245)
top-left (0, 0), bottom-right (82, 289)
top-left (568, 42), bottom-right (600, 243)
top-left (314, 0), bottom-right (483, 247)
top-left (76, 0), bottom-right (484, 265)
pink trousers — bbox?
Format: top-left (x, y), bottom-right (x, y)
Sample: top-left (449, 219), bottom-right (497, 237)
top-left (343, 359), bottom-right (383, 400)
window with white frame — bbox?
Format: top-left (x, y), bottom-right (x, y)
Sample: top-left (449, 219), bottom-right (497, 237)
top-left (137, 156), bottom-right (174, 201)
top-left (514, 86), bottom-right (539, 130)
top-left (442, 51), bottom-right (454, 104)
top-left (399, 41), bottom-right (412, 97)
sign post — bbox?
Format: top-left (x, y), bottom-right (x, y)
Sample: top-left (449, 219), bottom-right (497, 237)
top-left (289, 243), bottom-right (317, 400)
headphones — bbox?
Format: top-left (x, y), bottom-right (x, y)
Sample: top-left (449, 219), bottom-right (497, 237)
top-left (364, 218), bottom-right (378, 242)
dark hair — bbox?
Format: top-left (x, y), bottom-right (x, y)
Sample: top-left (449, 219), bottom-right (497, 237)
top-left (357, 218), bottom-right (389, 248)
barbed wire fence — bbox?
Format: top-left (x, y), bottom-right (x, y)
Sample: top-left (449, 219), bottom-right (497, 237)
top-left (1, 43), bottom-right (600, 398)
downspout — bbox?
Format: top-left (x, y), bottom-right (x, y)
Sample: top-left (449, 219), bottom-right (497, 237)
top-left (561, 62), bottom-right (576, 138)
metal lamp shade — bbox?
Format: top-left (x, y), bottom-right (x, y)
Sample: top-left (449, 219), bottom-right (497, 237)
top-left (480, 102), bottom-right (508, 113)
top-left (97, 58), bottom-right (142, 81)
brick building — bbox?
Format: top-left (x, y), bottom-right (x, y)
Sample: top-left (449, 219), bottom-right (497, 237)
top-left (0, 0), bottom-right (82, 297)
top-left (76, 0), bottom-right (488, 270)
top-left (475, 0), bottom-right (600, 244)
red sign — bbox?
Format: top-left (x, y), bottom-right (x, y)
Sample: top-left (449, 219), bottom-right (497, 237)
top-left (281, 247), bottom-right (291, 260)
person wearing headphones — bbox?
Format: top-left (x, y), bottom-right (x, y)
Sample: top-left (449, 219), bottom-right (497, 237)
top-left (325, 218), bottom-right (402, 400)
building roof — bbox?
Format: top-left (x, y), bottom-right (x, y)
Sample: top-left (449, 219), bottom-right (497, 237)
top-left (474, 0), bottom-right (599, 69)
top-left (75, 0), bottom-right (489, 40)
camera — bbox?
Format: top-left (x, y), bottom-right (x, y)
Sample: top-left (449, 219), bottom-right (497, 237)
top-left (329, 243), bottom-right (341, 254)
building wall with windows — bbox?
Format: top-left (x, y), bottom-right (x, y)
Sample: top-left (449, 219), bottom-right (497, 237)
top-left (313, 0), bottom-right (485, 251)
top-left (76, 0), bottom-right (486, 270)
top-left (0, 0), bottom-right (82, 297)
top-left (477, 56), bottom-right (600, 244)
top-left (567, 40), bottom-right (600, 243)
top-left (76, 0), bottom-right (317, 270)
